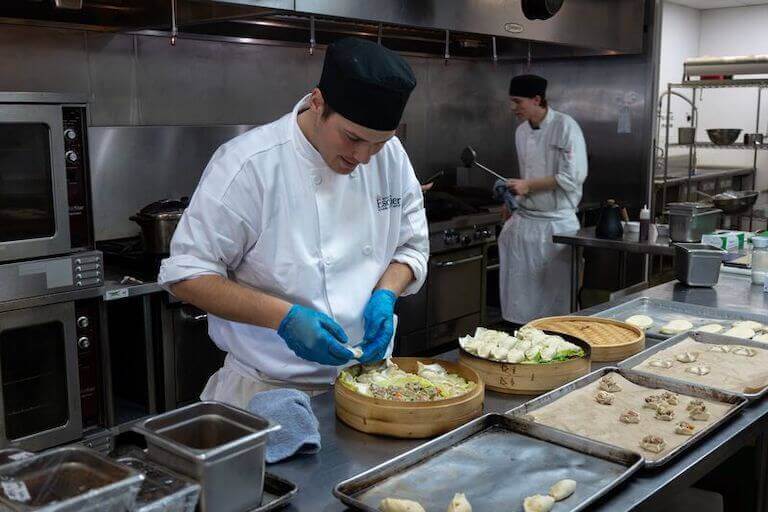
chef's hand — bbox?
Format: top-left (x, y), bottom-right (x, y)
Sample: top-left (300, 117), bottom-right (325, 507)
top-left (506, 179), bottom-right (530, 196)
top-left (359, 289), bottom-right (397, 364)
top-left (277, 305), bottom-right (353, 366)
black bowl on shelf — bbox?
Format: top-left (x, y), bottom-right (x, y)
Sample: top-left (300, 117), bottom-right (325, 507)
top-left (706, 129), bottom-right (742, 145)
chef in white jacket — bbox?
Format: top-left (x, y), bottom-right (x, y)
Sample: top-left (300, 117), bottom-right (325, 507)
top-left (499, 74), bottom-right (587, 324)
top-left (158, 38), bottom-right (429, 407)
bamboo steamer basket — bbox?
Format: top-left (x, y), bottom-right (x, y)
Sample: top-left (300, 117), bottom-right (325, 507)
top-left (458, 332), bottom-right (591, 395)
top-left (528, 316), bottom-right (645, 362)
top-left (334, 358), bottom-right (484, 439)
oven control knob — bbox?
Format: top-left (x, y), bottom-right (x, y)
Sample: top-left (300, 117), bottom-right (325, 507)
top-left (65, 150), bottom-right (78, 163)
top-left (78, 336), bottom-right (90, 349)
top-left (474, 227), bottom-right (492, 239)
top-left (460, 235), bottom-right (472, 246)
top-left (443, 229), bottom-right (459, 245)
top-left (77, 316), bottom-right (90, 329)
top-left (64, 128), bottom-right (77, 140)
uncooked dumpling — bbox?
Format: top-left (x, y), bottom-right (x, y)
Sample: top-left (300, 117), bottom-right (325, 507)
top-left (549, 479), bottom-right (577, 501)
top-left (675, 351), bottom-right (699, 363)
top-left (698, 323), bottom-right (724, 334)
top-left (723, 326), bottom-right (756, 339)
top-left (446, 493), bottom-right (472, 512)
top-left (660, 319), bottom-right (693, 335)
top-left (523, 494), bottom-right (555, 512)
top-left (733, 320), bottom-right (763, 331)
top-left (732, 347), bottom-right (756, 357)
top-left (753, 333), bottom-right (768, 343)
top-left (625, 315), bottom-right (653, 330)
top-left (685, 365), bottom-right (711, 376)
top-left (648, 359), bottom-right (673, 369)
top-left (379, 498), bottom-right (426, 512)
top-left (640, 435), bottom-right (666, 453)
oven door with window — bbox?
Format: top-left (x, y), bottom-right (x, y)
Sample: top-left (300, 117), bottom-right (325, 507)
top-left (0, 105), bottom-right (70, 263)
top-left (0, 303), bottom-right (82, 451)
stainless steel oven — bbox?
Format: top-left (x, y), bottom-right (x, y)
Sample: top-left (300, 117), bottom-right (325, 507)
top-left (0, 92), bottom-right (93, 263)
top-left (0, 302), bottom-right (81, 451)
top-left (0, 293), bottom-right (102, 452)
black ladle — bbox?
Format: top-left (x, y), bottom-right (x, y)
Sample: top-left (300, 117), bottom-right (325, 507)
top-left (460, 146), bottom-right (509, 181)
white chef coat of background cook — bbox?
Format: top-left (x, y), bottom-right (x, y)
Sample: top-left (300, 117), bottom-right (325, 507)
top-left (158, 95), bottom-right (429, 385)
top-left (499, 108), bottom-right (588, 324)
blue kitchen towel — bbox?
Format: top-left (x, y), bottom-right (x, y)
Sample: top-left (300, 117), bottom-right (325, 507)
top-left (247, 388), bottom-right (321, 463)
top-left (493, 178), bottom-right (518, 212)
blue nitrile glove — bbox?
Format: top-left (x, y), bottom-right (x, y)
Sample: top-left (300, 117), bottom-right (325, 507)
top-left (493, 178), bottom-right (518, 212)
top-left (358, 289), bottom-right (397, 364)
top-left (277, 305), bottom-right (353, 366)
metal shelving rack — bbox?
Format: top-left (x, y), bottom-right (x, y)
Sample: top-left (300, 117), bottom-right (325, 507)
top-left (659, 78), bottom-right (768, 230)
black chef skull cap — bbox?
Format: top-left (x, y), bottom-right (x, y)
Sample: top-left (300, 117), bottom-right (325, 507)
top-left (318, 37), bottom-right (416, 131)
top-left (509, 74), bottom-right (547, 99)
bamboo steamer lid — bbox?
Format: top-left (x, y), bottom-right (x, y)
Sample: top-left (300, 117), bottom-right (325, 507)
top-left (527, 316), bottom-right (645, 362)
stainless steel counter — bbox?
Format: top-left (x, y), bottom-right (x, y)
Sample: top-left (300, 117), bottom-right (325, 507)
top-left (267, 273), bottom-right (768, 511)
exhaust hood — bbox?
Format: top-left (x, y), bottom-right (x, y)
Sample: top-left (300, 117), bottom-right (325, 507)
top-left (1, 0), bottom-right (646, 56)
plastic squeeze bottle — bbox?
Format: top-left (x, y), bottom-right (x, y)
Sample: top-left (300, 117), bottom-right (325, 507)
top-left (639, 204), bottom-right (650, 242)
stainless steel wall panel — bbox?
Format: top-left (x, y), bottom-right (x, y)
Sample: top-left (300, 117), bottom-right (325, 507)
top-left (134, 35), bottom-right (323, 125)
top-left (85, 32), bottom-right (139, 125)
top-left (0, 25), bottom-right (89, 94)
top-left (89, 125), bottom-right (253, 240)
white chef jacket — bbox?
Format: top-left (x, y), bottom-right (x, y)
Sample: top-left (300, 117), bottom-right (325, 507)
top-left (158, 94), bottom-right (429, 385)
top-left (499, 108), bottom-right (587, 324)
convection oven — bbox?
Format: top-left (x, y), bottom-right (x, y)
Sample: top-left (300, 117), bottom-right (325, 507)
top-left (0, 92), bottom-right (93, 263)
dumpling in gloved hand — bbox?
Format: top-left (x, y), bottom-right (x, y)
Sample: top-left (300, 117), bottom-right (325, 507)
top-left (446, 493), bottom-right (472, 512)
top-left (379, 498), bottom-right (426, 512)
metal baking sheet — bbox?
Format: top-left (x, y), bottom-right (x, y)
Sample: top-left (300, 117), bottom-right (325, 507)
top-left (593, 297), bottom-right (768, 340)
top-left (334, 413), bottom-right (642, 512)
top-left (618, 330), bottom-right (768, 401)
top-left (249, 473), bottom-right (297, 512)
top-left (507, 367), bottom-right (747, 468)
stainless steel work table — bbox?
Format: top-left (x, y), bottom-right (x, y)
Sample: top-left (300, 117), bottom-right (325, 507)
top-left (268, 274), bottom-right (768, 511)
top-left (553, 227), bottom-right (675, 312)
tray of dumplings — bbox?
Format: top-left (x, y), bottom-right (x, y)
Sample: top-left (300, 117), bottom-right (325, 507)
top-left (592, 297), bottom-right (768, 341)
top-left (334, 413), bottom-right (643, 512)
top-left (618, 330), bottom-right (768, 401)
top-left (507, 368), bottom-right (747, 468)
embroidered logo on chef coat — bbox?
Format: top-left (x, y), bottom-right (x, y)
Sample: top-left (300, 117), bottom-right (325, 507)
top-left (376, 195), bottom-right (402, 211)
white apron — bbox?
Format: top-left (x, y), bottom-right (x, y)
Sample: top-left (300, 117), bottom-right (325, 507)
top-left (498, 209), bottom-right (579, 324)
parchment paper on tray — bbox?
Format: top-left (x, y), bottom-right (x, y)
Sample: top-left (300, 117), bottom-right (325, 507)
top-left (526, 372), bottom-right (734, 462)
top-left (630, 337), bottom-right (768, 394)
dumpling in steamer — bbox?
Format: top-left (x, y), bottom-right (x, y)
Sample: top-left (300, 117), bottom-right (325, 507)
top-left (379, 498), bottom-right (426, 512)
top-left (446, 493), bottom-right (472, 512)
top-left (506, 349), bottom-right (526, 363)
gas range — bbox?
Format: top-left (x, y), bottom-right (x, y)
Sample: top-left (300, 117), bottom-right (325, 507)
top-left (428, 211), bottom-right (500, 254)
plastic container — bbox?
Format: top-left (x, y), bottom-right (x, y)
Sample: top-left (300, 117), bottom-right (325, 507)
top-left (751, 236), bottom-right (768, 285)
top-left (639, 204), bottom-right (650, 242)
top-left (0, 446), bottom-right (142, 512)
top-left (117, 457), bottom-right (200, 512)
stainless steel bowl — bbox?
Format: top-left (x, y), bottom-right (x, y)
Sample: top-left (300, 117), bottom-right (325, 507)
top-left (707, 128), bottom-right (742, 145)
top-left (711, 190), bottom-right (759, 214)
